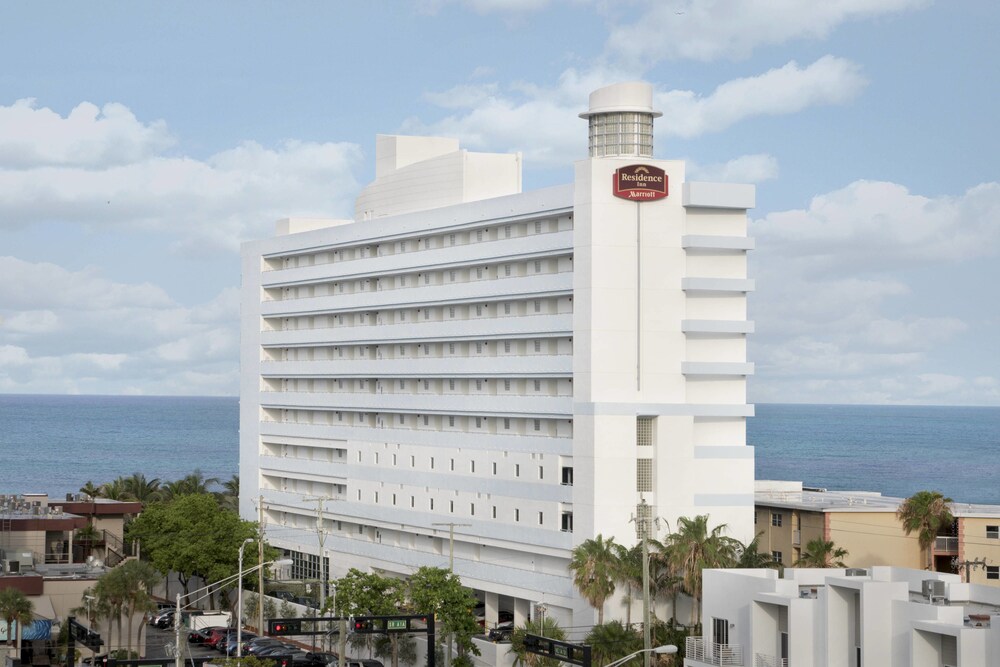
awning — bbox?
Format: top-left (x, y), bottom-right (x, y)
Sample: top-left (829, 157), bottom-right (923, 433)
top-left (0, 595), bottom-right (56, 642)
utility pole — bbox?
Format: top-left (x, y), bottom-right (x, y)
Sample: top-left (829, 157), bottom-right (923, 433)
top-left (953, 557), bottom-right (989, 583)
top-left (305, 496), bottom-right (341, 651)
top-left (632, 499), bottom-right (658, 667)
top-left (431, 522), bottom-right (471, 667)
top-left (258, 494), bottom-right (266, 635)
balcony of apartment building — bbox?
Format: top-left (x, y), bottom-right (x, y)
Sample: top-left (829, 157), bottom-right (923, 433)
top-left (686, 636), bottom-right (745, 666)
top-left (932, 521), bottom-right (960, 573)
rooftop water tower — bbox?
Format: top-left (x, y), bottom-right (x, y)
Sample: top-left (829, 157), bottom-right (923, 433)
top-left (580, 82), bottom-right (662, 158)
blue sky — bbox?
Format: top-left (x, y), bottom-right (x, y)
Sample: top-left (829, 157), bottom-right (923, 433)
top-left (0, 0), bottom-right (997, 405)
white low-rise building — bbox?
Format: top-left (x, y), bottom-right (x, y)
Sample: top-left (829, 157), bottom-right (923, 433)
top-left (687, 566), bottom-right (1000, 667)
top-left (240, 82), bottom-right (757, 634)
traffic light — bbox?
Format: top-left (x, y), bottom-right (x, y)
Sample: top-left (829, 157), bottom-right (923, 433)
top-left (269, 619), bottom-right (302, 635)
top-left (352, 618), bottom-right (373, 633)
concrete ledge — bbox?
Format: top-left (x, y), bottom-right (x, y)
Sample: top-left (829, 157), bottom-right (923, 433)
top-left (683, 181), bottom-right (756, 209)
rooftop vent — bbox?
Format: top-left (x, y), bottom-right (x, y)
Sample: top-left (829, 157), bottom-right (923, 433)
top-left (922, 579), bottom-right (947, 603)
top-left (845, 568), bottom-right (868, 577)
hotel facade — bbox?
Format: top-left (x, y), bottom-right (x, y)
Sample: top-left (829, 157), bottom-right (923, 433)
top-left (240, 82), bottom-right (756, 632)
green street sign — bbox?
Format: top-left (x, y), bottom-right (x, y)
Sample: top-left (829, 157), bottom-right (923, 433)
top-left (386, 619), bottom-right (408, 630)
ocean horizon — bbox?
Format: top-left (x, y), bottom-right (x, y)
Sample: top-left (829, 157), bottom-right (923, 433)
top-left (0, 394), bottom-right (997, 505)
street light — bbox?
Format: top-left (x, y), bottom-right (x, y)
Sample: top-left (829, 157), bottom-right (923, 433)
top-left (237, 538), bottom-right (255, 659)
top-left (174, 556), bottom-right (293, 667)
top-left (604, 645), bottom-right (678, 667)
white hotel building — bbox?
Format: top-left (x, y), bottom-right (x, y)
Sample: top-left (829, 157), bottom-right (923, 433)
top-left (240, 82), bottom-right (757, 632)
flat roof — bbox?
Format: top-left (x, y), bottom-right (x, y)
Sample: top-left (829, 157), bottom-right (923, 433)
top-left (755, 482), bottom-right (1000, 517)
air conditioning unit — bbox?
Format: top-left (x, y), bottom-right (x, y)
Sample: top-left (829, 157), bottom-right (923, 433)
top-left (845, 568), bottom-right (868, 576)
top-left (3, 559), bottom-right (20, 574)
top-left (923, 579), bottom-right (946, 602)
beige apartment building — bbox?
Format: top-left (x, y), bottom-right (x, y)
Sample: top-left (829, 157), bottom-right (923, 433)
top-left (755, 481), bottom-right (1000, 586)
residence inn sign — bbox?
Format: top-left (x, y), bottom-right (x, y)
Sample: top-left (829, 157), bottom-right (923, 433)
top-left (613, 164), bottom-right (668, 201)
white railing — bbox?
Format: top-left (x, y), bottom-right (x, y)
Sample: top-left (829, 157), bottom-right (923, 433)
top-left (686, 637), bottom-right (745, 666)
top-left (754, 653), bottom-right (787, 667)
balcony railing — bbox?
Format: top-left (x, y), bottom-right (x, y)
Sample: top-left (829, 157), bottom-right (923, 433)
top-left (755, 654), bottom-right (787, 667)
top-left (687, 637), bottom-right (745, 666)
top-left (934, 536), bottom-right (958, 552)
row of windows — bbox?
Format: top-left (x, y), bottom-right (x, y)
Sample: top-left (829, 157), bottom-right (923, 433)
top-left (265, 337), bottom-right (574, 362)
top-left (268, 256), bottom-right (573, 303)
top-left (268, 297), bottom-right (573, 332)
top-left (263, 408), bottom-right (574, 437)
top-left (361, 489), bottom-right (574, 530)
top-left (266, 217), bottom-right (570, 272)
top-left (267, 376), bottom-right (574, 397)
top-left (360, 451), bottom-right (574, 483)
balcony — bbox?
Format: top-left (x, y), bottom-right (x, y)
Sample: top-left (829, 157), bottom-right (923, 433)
top-left (754, 655), bottom-right (787, 667)
top-left (934, 536), bottom-right (958, 553)
top-left (686, 637), bottom-right (744, 666)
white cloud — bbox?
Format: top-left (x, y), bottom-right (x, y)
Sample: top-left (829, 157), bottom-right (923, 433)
top-left (749, 179), bottom-right (1000, 405)
top-left (0, 100), bottom-right (364, 253)
top-left (418, 0), bottom-right (554, 14)
top-left (416, 58), bottom-right (863, 166)
top-left (657, 56), bottom-right (867, 138)
top-left (606, 0), bottom-right (929, 63)
top-left (0, 99), bottom-right (174, 168)
top-left (688, 153), bottom-right (779, 183)
top-left (0, 257), bottom-right (240, 395)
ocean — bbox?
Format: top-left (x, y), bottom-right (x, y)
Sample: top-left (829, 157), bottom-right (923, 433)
top-left (0, 395), bottom-right (997, 505)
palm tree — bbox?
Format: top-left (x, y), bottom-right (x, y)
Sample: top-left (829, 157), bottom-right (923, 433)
top-left (794, 538), bottom-right (849, 567)
top-left (160, 470), bottom-right (220, 500)
top-left (734, 533), bottom-right (782, 570)
top-left (113, 560), bottom-right (162, 654)
top-left (79, 481), bottom-right (101, 499)
top-left (509, 617), bottom-right (566, 667)
top-left (664, 515), bottom-right (740, 627)
top-left (97, 478), bottom-right (129, 500)
top-left (896, 490), bottom-right (954, 570)
top-left (120, 473), bottom-right (162, 504)
top-left (568, 534), bottom-right (619, 625)
top-left (584, 620), bottom-right (642, 666)
top-left (0, 587), bottom-right (34, 648)
top-left (216, 475), bottom-right (240, 512)
top-left (612, 543), bottom-right (643, 627)
top-left (648, 540), bottom-right (684, 625)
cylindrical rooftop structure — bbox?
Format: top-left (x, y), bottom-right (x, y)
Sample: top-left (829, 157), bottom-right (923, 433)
top-left (580, 82), bottom-right (661, 158)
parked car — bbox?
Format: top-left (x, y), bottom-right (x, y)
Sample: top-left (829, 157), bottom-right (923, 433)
top-left (291, 652), bottom-right (338, 667)
top-left (488, 621), bottom-right (514, 643)
top-left (204, 627), bottom-right (236, 649)
top-left (223, 632), bottom-right (257, 655)
top-left (189, 626), bottom-right (223, 644)
top-left (151, 609), bottom-right (175, 629)
top-left (246, 638), bottom-right (288, 655)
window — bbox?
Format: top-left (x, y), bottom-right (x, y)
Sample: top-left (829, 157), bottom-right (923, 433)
top-left (450, 458), bottom-right (455, 471)
top-left (534, 260), bottom-right (541, 272)
top-left (515, 509), bottom-right (520, 522)
top-left (534, 340), bottom-right (542, 352)
top-left (533, 419), bottom-right (541, 431)
top-left (636, 459), bottom-right (653, 492)
top-left (534, 299), bottom-right (541, 312)
top-left (504, 379), bottom-right (511, 391)
top-left (561, 467), bottom-right (574, 485)
top-left (771, 551), bottom-right (783, 564)
top-left (449, 307), bottom-right (456, 318)
top-left (430, 498), bottom-right (435, 510)
top-left (448, 416), bottom-right (455, 427)
top-left (449, 234), bottom-right (456, 245)
top-left (448, 343), bottom-right (455, 354)
top-left (534, 221), bottom-right (542, 233)
top-left (987, 525), bottom-right (999, 539)
top-left (476, 379), bottom-right (482, 390)
top-left (476, 230), bottom-right (483, 242)
top-left (561, 512), bottom-right (574, 532)
top-left (430, 457), bottom-right (435, 469)
top-left (504, 225), bottom-right (511, 238)
top-left (504, 303), bottom-right (511, 315)
top-left (470, 460), bottom-right (476, 473)
top-left (771, 513), bottom-right (783, 527)
top-left (492, 462), bottom-right (497, 475)
top-left (476, 305), bottom-right (482, 316)
top-left (449, 379), bottom-right (456, 390)
top-left (449, 271), bottom-right (456, 282)
top-left (538, 512), bottom-right (544, 525)
top-left (987, 566), bottom-right (999, 580)
top-left (503, 418), bottom-right (511, 430)
top-left (449, 501), bottom-right (454, 513)
top-left (515, 464), bottom-right (520, 477)
top-left (533, 379), bottom-right (541, 392)
top-left (504, 264), bottom-right (511, 277)
top-left (470, 503), bottom-right (475, 516)
top-left (492, 506), bottom-right (497, 518)
top-left (504, 341), bottom-right (511, 353)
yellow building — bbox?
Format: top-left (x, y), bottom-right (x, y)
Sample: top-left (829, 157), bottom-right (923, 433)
top-left (754, 481), bottom-right (1000, 585)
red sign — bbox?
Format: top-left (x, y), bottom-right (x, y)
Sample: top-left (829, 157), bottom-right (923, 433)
top-left (613, 164), bottom-right (668, 201)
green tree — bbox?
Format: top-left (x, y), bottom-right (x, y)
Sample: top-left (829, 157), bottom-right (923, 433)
top-left (407, 567), bottom-right (481, 667)
top-left (794, 538), bottom-right (849, 568)
top-left (663, 516), bottom-right (740, 627)
top-left (568, 534), bottom-right (619, 625)
top-left (509, 617), bottom-right (565, 667)
top-left (648, 540), bottom-right (683, 625)
top-left (79, 481), bottom-right (101, 498)
top-left (584, 620), bottom-right (642, 666)
top-left (93, 567), bottom-right (127, 651)
top-left (127, 492), bottom-right (259, 603)
top-left (335, 569), bottom-right (408, 667)
top-left (160, 470), bottom-right (221, 501)
top-left (897, 490), bottom-right (954, 570)
top-left (0, 587), bottom-right (34, 647)
top-left (98, 478), bottom-right (129, 501)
